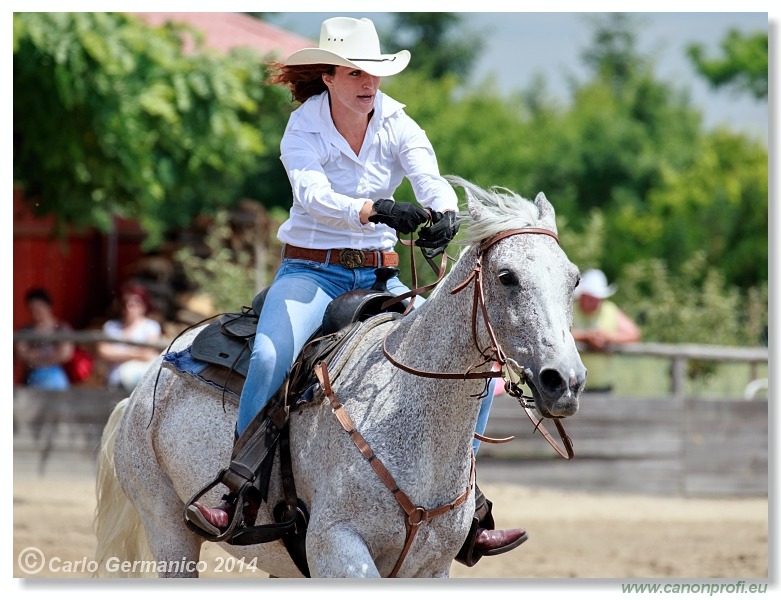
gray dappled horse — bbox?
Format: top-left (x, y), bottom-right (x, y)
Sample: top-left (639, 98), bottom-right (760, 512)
top-left (94, 176), bottom-right (586, 578)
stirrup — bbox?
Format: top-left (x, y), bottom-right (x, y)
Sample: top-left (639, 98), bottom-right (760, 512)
top-left (185, 493), bottom-right (237, 537)
top-left (183, 473), bottom-right (255, 542)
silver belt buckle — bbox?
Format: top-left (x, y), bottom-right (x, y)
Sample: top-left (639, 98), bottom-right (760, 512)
top-left (339, 249), bottom-right (365, 269)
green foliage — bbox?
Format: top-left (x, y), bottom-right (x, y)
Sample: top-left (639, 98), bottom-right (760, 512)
top-left (13, 12), bottom-right (767, 350)
top-left (643, 129), bottom-right (768, 289)
top-left (687, 29), bottom-right (768, 100)
top-left (581, 13), bottom-right (648, 93)
top-left (174, 210), bottom-right (257, 314)
top-left (620, 253), bottom-right (756, 346)
top-left (618, 253), bottom-right (768, 377)
top-left (384, 14), bottom-right (767, 349)
top-left (557, 210), bottom-right (606, 273)
top-left (13, 12), bottom-right (291, 247)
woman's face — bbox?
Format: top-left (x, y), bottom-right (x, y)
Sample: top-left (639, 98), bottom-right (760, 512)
top-left (122, 294), bottom-right (147, 319)
top-left (27, 298), bottom-right (52, 325)
top-left (323, 66), bottom-right (381, 119)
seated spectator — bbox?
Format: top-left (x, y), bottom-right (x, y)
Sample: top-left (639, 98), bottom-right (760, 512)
top-left (14, 287), bottom-right (74, 390)
top-left (572, 269), bottom-right (641, 392)
top-left (97, 283), bottom-right (162, 392)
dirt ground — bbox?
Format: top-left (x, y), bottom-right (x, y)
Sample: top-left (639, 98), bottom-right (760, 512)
top-left (12, 473), bottom-right (768, 581)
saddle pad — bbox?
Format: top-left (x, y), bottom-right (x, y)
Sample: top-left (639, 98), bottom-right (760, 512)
top-left (162, 346), bottom-right (241, 402)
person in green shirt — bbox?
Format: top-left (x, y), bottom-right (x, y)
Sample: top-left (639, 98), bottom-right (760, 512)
top-left (572, 269), bottom-right (641, 392)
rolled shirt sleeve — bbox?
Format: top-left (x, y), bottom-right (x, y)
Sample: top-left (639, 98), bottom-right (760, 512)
top-left (281, 135), bottom-right (373, 234)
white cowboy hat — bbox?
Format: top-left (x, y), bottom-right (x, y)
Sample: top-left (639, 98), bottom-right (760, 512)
top-left (574, 269), bottom-right (617, 299)
top-left (285, 17), bottom-right (410, 77)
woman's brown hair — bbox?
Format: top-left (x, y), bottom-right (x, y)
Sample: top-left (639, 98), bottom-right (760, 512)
top-left (266, 62), bottom-right (335, 104)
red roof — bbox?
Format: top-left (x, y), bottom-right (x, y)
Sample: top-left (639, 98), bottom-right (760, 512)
top-left (132, 12), bottom-right (314, 58)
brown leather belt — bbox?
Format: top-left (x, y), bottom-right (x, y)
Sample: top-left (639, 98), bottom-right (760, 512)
top-left (283, 245), bottom-right (399, 269)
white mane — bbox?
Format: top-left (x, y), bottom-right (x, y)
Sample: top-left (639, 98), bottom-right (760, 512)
top-left (445, 175), bottom-right (541, 246)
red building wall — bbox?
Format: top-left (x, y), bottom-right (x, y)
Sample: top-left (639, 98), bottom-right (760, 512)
top-left (13, 187), bottom-right (148, 382)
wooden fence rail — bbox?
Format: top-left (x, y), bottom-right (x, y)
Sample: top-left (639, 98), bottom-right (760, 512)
top-left (13, 386), bottom-right (767, 497)
top-left (480, 392), bottom-right (767, 497)
top-left (14, 331), bottom-right (768, 396)
top-left (595, 341), bottom-right (768, 397)
top-left (12, 335), bottom-right (768, 495)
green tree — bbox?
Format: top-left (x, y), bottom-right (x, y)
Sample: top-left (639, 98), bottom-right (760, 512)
top-left (620, 253), bottom-right (766, 348)
top-left (687, 29), bottom-right (768, 100)
top-left (387, 13), bottom-right (767, 346)
top-left (175, 210), bottom-right (257, 313)
top-left (13, 12), bottom-right (291, 247)
top-left (381, 13), bottom-right (483, 81)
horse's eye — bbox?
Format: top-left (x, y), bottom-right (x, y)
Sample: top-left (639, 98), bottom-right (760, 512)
top-left (498, 270), bottom-right (518, 286)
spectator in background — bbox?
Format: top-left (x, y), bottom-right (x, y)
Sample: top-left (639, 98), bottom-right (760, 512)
top-left (14, 287), bottom-right (74, 390)
top-left (572, 269), bottom-right (641, 392)
top-left (97, 283), bottom-right (162, 392)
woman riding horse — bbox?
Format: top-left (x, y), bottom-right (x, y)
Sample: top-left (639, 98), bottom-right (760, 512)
top-left (187, 16), bottom-right (526, 563)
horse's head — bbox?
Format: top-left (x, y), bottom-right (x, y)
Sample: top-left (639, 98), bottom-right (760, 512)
top-left (449, 176), bottom-right (586, 419)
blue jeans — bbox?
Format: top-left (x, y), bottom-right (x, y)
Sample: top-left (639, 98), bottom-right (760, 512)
top-left (27, 365), bottom-right (70, 390)
top-left (237, 257), bottom-right (494, 455)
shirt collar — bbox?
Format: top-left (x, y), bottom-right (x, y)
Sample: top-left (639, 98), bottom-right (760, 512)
top-left (291, 90), bottom-right (406, 133)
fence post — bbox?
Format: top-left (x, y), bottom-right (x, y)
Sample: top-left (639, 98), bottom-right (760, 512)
top-left (671, 356), bottom-right (687, 398)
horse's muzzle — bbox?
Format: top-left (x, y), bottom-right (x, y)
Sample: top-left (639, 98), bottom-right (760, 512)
top-left (534, 365), bottom-right (585, 417)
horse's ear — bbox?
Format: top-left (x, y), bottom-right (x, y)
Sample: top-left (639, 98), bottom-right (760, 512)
top-left (446, 175), bottom-right (489, 223)
top-left (467, 192), bottom-right (491, 223)
top-left (534, 192), bottom-right (558, 233)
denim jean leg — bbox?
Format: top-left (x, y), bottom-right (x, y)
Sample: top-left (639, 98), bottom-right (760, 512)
top-left (236, 268), bottom-right (334, 434)
top-left (236, 261), bottom-right (419, 435)
top-left (472, 378), bottom-right (497, 455)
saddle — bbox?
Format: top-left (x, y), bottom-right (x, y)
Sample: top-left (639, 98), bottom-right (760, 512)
top-left (188, 267), bottom-right (404, 396)
top-left (183, 267), bottom-right (406, 575)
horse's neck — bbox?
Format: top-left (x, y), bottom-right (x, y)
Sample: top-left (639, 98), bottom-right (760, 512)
top-left (376, 251), bottom-right (489, 486)
top-left (393, 249), bottom-right (486, 371)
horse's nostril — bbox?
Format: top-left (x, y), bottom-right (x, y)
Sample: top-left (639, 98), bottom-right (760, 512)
top-left (539, 368), bottom-right (565, 392)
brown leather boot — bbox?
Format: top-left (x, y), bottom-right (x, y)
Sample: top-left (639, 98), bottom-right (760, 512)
top-left (188, 495), bottom-right (236, 536)
top-left (455, 483), bottom-right (528, 566)
top-left (473, 526), bottom-right (528, 556)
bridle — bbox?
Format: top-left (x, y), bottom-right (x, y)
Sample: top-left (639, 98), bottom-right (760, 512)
top-left (383, 227), bottom-right (574, 460)
top-left (314, 226), bottom-right (574, 577)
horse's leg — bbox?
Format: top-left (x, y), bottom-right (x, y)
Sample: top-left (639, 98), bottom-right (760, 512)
top-left (307, 524), bottom-right (381, 578)
top-left (128, 467), bottom-right (203, 578)
top-left (113, 398), bottom-right (204, 578)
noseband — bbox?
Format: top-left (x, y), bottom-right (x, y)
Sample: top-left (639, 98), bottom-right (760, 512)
top-left (382, 227), bottom-right (574, 459)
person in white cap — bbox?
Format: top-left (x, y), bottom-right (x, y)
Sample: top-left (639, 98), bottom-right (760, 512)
top-left (572, 269), bottom-right (641, 391)
top-left (188, 16), bottom-right (525, 566)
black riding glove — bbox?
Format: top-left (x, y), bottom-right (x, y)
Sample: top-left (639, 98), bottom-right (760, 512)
top-left (415, 210), bottom-right (460, 258)
top-left (368, 199), bottom-right (429, 235)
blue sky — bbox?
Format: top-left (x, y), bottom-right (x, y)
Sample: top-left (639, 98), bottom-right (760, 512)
top-left (269, 11), bottom-right (768, 144)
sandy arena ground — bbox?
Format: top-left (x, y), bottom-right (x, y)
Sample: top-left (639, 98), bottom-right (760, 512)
top-left (12, 472), bottom-right (768, 581)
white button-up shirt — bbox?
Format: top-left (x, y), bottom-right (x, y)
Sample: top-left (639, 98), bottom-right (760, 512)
top-left (277, 90), bottom-right (458, 251)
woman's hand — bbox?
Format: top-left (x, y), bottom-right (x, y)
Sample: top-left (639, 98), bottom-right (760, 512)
top-left (368, 199), bottom-right (429, 234)
top-left (415, 210), bottom-right (460, 258)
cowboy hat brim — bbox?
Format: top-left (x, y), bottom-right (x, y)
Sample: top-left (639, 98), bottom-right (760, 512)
top-left (285, 48), bottom-right (411, 77)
